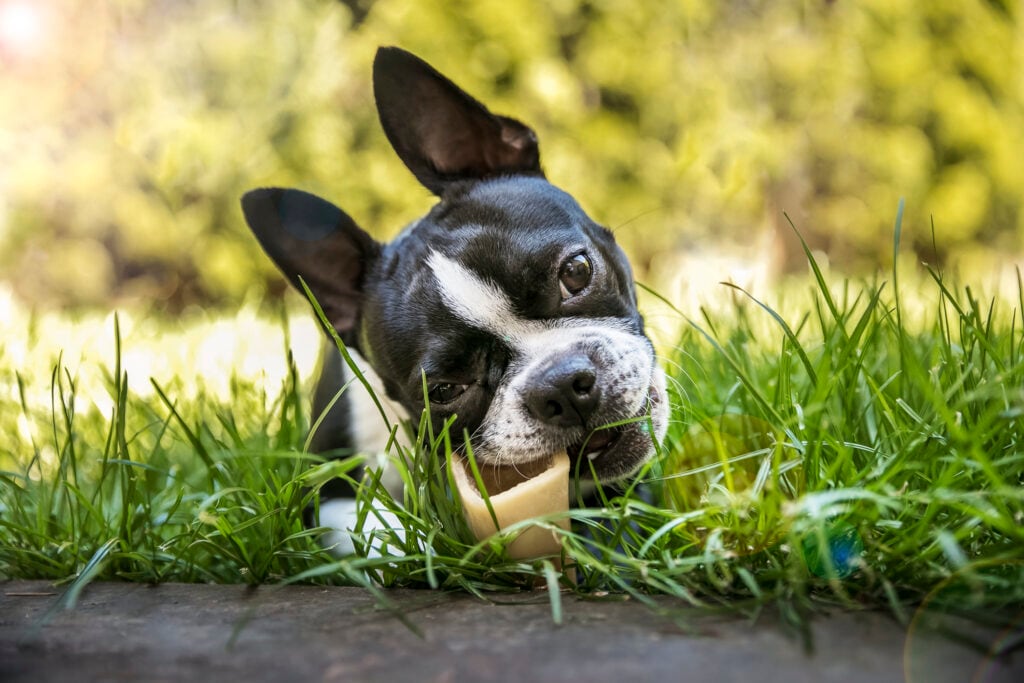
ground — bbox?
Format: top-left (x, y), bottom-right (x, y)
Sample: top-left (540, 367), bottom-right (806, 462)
top-left (1, 581), bottom-right (1020, 682)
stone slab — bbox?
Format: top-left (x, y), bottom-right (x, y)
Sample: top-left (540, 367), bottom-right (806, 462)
top-left (1, 580), bottom-right (1020, 682)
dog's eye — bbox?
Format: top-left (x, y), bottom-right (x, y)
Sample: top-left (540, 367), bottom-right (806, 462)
top-left (558, 253), bottom-right (592, 299)
top-left (428, 383), bottom-right (469, 404)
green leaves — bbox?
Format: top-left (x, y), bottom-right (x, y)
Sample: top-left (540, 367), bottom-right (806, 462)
top-left (2, 1), bottom-right (1022, 308)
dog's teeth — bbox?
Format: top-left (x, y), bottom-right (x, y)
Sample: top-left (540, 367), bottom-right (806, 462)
top-left (587, 449), bottom-right (604, 461)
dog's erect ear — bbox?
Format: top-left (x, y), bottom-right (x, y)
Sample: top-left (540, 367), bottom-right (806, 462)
top-left (373, 46), bottom-right (543, 196)
top-left (241, 188), bottom-right (380, 342)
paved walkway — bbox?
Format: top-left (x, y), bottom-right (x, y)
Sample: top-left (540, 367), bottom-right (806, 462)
top-left (1, 580), bottom-right (1019, 682)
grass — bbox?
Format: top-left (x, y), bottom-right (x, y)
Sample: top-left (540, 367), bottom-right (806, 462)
top-left (1, 222), bottom-right (1022, 630)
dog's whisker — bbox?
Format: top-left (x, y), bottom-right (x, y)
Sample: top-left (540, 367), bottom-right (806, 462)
top-left (609, 206), bottom-right (666, 235)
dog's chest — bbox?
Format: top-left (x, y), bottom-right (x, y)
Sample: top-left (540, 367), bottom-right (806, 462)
top-left (328, 347), bottom-right (410, 497)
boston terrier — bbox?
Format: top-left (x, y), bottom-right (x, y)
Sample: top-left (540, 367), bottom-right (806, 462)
top-left (240, 47), bottom-right (669, 555)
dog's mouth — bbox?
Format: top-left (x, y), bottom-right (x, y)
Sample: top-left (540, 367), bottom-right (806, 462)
top-left (566, 384), bottom-right (662, 476)
top-left (569, 425), bottom-right (626, 462)
top-left (473, 367), bottom-right (667, 483)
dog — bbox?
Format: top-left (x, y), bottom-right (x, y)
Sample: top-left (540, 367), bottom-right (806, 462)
top-left (241, 47), bottom-right (669, 555)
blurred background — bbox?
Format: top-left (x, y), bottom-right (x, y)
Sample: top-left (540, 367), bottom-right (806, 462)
top-left (0, 0), bottom-right (1022, 315)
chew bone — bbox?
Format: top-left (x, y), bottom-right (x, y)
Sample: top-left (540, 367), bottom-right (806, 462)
top-left (452, 452), bottom-right (571, 560)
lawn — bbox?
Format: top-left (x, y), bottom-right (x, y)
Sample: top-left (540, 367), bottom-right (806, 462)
top-left (1, 224), bottom-right (1022, 628)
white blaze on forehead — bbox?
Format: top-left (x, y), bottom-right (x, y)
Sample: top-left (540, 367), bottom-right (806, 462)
top-left (426, 250), bottom-right (633, 343)
top-left (427, 251), bottom-right (528, 337)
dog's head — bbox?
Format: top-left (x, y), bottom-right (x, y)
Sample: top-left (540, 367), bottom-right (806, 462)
top-left (242, 47), bottom-right (668, 482)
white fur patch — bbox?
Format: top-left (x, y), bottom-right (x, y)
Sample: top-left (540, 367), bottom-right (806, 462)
top-left (341, 348), bottom-right (410, 499)
top-left (318, 498), bottom-right (405, 559)
top-left (427, 251), bottom-right (632, 341)
top-left (318, 352), bottom-right (409, 559)
top-left (427, 251), bottom-right (524, 337)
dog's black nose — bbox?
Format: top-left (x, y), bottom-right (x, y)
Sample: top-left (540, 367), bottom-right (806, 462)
top-left (525, 357), bottom-right (602, 427)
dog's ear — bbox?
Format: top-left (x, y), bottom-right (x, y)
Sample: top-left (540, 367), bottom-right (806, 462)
top-left (373, 46), bottom-right (543, 196)
top-left (241, 188), bottom-right (380, 343)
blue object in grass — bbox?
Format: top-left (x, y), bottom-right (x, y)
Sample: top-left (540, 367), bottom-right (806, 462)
top-left (801, 520), bottom-right (864, 579)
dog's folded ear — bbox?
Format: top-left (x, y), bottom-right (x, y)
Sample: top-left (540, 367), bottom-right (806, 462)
top-left (240, 188), bottom-right (380, 343)
top-left (373, 46), bottom-right (543, 196)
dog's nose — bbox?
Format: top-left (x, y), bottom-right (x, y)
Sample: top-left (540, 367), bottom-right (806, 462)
top-left (525, 357), bottom-right (602, 427)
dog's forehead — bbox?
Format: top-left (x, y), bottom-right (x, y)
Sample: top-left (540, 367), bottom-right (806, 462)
top-left (390, 178), bottom-right (595, 260)
top-left (447, 178), bottom-right (623, 273)
top-left (430, 178), bottom-right (593, 246)
top-left (407, 177), bottom-right (633, 312)
top-left (365, 176), bottom-right (639, 386)
top-left (454, 177), bottom-right (589, 227)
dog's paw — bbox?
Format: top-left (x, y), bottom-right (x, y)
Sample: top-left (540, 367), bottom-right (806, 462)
top-left (318, 498), bottom-right (406, 558)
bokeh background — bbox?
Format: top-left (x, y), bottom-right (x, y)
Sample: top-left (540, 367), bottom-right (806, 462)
top-left (1, 0), bottom-right (1022, 315)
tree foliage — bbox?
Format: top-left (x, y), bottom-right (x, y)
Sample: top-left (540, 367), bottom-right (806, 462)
top-left (0, 0), bottom-right (1021, 308)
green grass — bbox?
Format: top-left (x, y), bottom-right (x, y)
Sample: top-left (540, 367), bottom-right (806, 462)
top-left (1, 229), bottom-right (1022, 626)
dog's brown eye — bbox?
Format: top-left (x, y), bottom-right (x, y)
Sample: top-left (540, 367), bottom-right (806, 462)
top-left (558, 253), bottom-right (592, 299)
top-left (428, 383), bottom-right (468, 404)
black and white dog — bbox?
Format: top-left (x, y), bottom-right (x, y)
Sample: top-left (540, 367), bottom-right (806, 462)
top-left (241, 47), bottom-right (668, 554)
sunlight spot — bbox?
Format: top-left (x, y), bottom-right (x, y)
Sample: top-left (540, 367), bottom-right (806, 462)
top-left (0, 2), bottom-right (48, 60)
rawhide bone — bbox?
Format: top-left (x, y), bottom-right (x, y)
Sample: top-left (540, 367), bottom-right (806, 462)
top-left (451, 452), bottom-right (571, 561)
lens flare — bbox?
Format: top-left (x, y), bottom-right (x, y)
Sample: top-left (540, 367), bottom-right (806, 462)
top-left (0, 2), bottom-right (47, 60)
top-left (905, 560), bottom-right (1024, 683)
